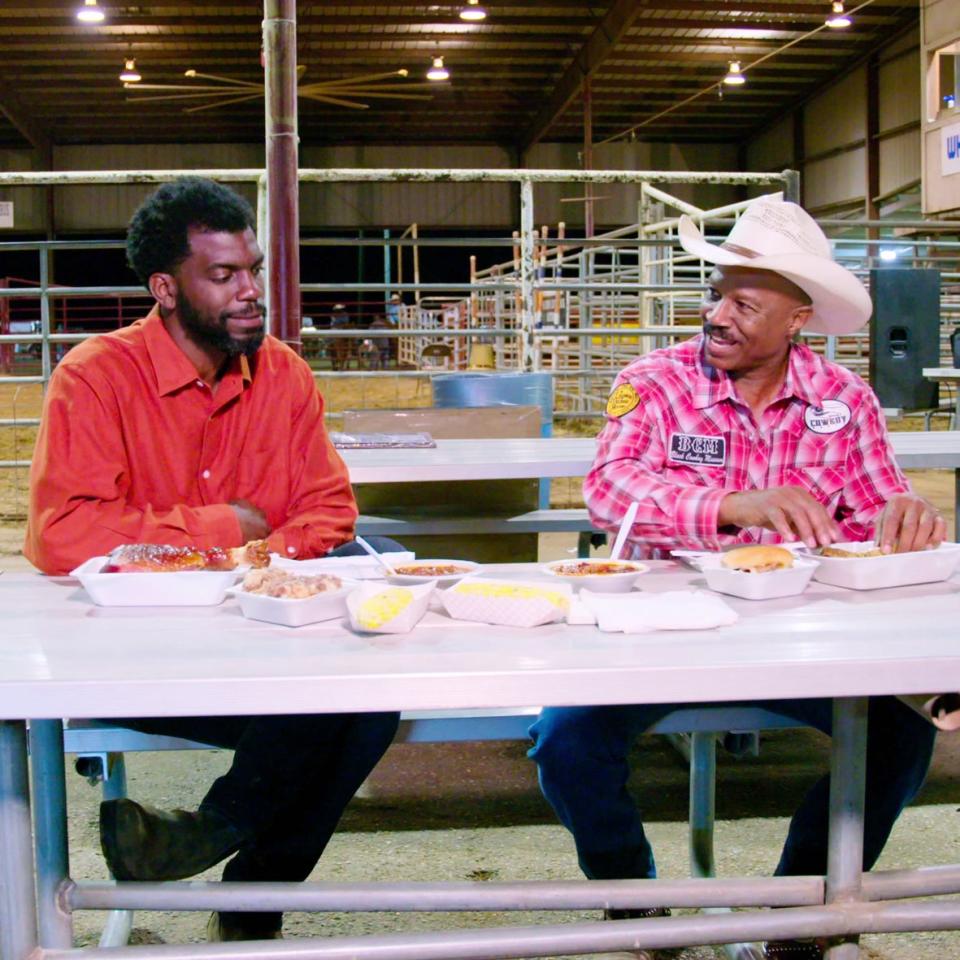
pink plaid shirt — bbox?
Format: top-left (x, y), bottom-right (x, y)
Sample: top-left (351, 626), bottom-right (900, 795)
top-left (584, 335), bottom-right (910, 559)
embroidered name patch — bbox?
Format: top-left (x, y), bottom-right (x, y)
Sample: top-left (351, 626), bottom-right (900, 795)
top-left (606, 383), bottom-right (640, 417)
top-left (804, 399), bottom-right (851, 435)
top-left (668, 432), bottom-right (726, 466)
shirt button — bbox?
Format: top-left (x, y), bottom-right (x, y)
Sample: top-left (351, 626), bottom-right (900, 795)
top-left (196, 380), bottom-right (204, 388)
top-left (201, 469), bottom-right (211, 479)
top-left (287, 546), bottom-right (296, 555)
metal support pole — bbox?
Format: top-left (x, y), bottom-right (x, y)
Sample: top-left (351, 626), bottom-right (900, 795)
top-left (263, 0), bottom-right (301, 353)
top-left (824, 697), bottom-right (868, 960)
top-left (782, 169), bottom-right (801, 204)
top-left (519, 178), bottom-right (537, 372)
top-left (256, 173), bottom-right (269, 318)
top-left (29, 720), bottom-right (73, 948)
top-left (0, 721), bottom-right (39, 960)
top-left (689, 732), bottom-right (764, 960)
top-left (40, 245), bottom-right (52, 383)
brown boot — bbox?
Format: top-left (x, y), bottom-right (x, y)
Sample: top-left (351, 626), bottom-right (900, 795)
top-left (100, 799), bottom-right (246, 882)
top-left (206, 913), bottom-right (283, 942)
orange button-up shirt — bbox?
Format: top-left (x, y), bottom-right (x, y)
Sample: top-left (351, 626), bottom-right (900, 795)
top-left (25, 308), bottom-right (357, 575)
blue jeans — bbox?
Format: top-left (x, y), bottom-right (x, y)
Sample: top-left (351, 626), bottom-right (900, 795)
top-left (529, 696), bottom-right (935, 881)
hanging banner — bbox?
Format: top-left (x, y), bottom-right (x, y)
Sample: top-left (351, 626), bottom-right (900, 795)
top-left (943, 120), bottom-right (960, 177)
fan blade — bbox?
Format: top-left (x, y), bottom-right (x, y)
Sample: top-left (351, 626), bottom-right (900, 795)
top-left (184, 71), bottom-right (261, 89)
top-left (127, 90), bottom-right (262, 103)
top-left (184, 92), bottom-right (266, 113)
top-left (314, 90), bottom-right (434, 101)
top-left (123, 83), bottom-right (238, 92)
top-left (300, 91), bottom-right (370, 109)
top-left (311, 69), bottom-right (409, 88)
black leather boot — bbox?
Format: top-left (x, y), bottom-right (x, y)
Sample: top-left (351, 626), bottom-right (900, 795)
top-left (100, 798), bottom-right (246, 882)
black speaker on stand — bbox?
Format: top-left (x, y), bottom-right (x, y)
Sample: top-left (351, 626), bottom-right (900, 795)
top-left (868, 268), bottom-right (940, 411)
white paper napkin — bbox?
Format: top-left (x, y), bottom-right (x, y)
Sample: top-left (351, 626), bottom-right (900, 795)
top-left (579, 589), bottom-right (739, 633)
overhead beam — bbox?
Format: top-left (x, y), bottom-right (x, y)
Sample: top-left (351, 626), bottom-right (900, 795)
top-left (517, 0), bottom-right (649, 153)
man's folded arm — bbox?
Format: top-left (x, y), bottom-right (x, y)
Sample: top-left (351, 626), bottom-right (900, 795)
top-left (264, 366), bottom-right (358, 560)
top-left (583, 414), bottom-right (729, 552)
top-left (24, 368), bottom-right (242, 575)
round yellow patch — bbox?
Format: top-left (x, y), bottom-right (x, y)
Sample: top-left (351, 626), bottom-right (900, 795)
top-left (606, 383), bottom-right (640, 417)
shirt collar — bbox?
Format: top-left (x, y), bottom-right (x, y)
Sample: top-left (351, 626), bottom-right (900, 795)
top-left (142, 306), bottom-right (253, 397)
top-left (692, 337), bottom-right (821, 411)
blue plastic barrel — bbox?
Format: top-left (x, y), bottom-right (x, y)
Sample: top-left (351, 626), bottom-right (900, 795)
top-left (432, 372), bottom-right (554, 507)
top-left (431, 372), bottom-right (554, 437)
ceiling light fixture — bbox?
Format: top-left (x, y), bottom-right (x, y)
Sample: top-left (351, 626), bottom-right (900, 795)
top-left (459, 0), bottom-right (487, 21)
top-left (825, 1), bottom-right (852, 29)
top-left (426, 56), bottom-right (449, 81)
top-left (723, 60), bottom-right (746, 86)
top-left (119, 58), bottom-right (141, 83)
top-left (76, 0), bottom-right (105, 23)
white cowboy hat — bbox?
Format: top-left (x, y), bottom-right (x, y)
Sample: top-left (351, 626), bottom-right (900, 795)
top-left (677, 196), bottom-right (872, 335)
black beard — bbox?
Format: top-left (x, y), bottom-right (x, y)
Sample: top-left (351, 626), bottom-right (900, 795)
top-left (177, 290), bottom-right (266, 358)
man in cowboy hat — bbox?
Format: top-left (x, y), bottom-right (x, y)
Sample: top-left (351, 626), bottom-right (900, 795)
top-left (529, 196), bottom-right (942, 960)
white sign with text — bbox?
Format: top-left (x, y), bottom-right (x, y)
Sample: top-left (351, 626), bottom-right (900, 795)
top-left (0, 201), bottom-right (12, 228)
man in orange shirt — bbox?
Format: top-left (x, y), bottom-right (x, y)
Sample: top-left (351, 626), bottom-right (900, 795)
top-left (25, 177), bottom-right (402, 941)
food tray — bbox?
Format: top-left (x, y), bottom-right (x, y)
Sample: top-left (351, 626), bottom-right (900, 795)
top-left (70, 556), bottom-right (238, 607)
top-left (693, 553), bottom-right (819, 601)
top-left (540, 559), bottom-right (648, 593)
top-left (232, 581), bottom-right (354, 627)
top-left (385, 559), bottom-right (480, 587)
top-left (812, 541), bottom-right (960, 591)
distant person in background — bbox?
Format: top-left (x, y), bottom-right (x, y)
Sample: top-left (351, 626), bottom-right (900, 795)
top-left (385, 292), bottom-right (402, 326)
top-left (327, 303), bottom-right (353, 371)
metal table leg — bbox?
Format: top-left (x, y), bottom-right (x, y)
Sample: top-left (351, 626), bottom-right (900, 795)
top-left (0, 720), bottom-right (39, 960)
top-left (30, 719), bottom-right (74, 949)
top-left (954, 468), bottom-right (959, 541)
top-left (824, 697), bottom-right (868, 960)
top-left (688, 732), bottom-right (764, 960)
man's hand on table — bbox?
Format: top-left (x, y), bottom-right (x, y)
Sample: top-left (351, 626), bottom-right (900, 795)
top-left (230, 500), bottom-right (271, 541)
top-left (718, 486), bottom-right (840, 549)
top-left (873, 494), bottom-right (946, 553)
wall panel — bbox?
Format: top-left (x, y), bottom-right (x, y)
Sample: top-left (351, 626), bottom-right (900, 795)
top-left (51, 143), bottom-right (263, 232)
top-left (804, 147), bottom-right (866, 211)
top-left (804, 68), bottom-right (866, 157)
top-left (0, 149), bottom-right (44, 233)
top-left (746, 116), bottom-right (794, 173)
top-left (878, 130), bottom-right (921, 198)
top-left (879, 49), bottom-right (921, 131)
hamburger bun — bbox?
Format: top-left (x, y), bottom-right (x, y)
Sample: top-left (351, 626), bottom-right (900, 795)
top-left (820, 545), bottom-right (884, 559)
top-left (721, 545), bottom-right (794, 574)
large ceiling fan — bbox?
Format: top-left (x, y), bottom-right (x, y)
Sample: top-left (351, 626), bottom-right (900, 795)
top-left (125, 66), bottom-right (435, 112)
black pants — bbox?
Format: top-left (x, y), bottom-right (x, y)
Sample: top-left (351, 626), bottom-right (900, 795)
top-left (116, 710), bottom-right (400, 933)
top-left (111, 536), bottom-right (407, 933)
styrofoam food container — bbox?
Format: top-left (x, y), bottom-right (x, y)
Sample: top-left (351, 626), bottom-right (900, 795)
top-left (695, 554), bottom-right (819, 601)
top-left (385, 559), bottom-right (480, 587)
top-left (231, 580), bottom-right (355, 627)
top-left (812, 541), bottom-right (960, 591)
top-left (70, 556), bottom-right (238, 607)
top-left (540, 558), bottom-right (648, 593)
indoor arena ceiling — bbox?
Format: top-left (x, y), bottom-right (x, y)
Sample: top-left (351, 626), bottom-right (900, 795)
top-left (0, 1), bottom-right (920, 152)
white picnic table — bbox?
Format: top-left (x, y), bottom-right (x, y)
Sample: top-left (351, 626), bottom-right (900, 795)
top-left (4, 564), bottom-right (960, 960)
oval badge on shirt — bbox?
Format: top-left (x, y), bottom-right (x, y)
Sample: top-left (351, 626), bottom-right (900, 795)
top-left (607, 383), bottom-right (640, 417)
top-left (804, 399), bottom-right (851, 435)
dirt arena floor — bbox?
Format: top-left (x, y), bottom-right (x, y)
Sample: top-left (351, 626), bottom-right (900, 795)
top-left (4, 370), bottom-right (960, 958)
